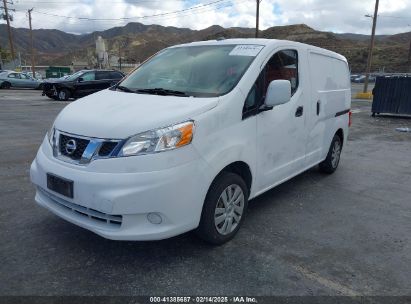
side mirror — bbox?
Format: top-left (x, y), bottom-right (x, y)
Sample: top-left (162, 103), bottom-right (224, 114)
top-left (262, 80), bottom-right (291, 110)
top-left (78, 77), bottom-right (84, 83)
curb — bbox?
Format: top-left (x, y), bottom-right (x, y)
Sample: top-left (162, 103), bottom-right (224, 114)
top-left (354, 92), bottom-right (373, 100)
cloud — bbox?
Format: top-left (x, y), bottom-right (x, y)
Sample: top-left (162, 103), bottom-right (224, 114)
top-left (3, 0), bottom-right (411, 35)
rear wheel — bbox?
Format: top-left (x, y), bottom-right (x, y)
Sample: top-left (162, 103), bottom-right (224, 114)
top-left (196, 172), bottom-right (249, 245)
top-left (58, 89), bottom-right (70, 101)
top-left (1, 82), bottom-right (11, 89)
top-left (319, 134), bottom-right (342, 174)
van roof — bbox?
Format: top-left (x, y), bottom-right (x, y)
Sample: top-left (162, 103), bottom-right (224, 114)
top-left (171, 38), bottom-right (347, 62)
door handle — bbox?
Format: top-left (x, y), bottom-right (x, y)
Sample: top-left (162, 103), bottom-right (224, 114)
top-left (317, 100), bottom-right (321, 115)
top-left (295, 106), bottom-right (303, 117)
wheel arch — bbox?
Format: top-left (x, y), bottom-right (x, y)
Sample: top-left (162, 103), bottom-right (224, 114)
top-left (335, 128), bottom-right (344, 147)
top-left (60, 85), bottom-right (72, 93)
top-left (1, 81), bottom-right (11, 88)
top-left (213, 161), bottom-right (253, 195)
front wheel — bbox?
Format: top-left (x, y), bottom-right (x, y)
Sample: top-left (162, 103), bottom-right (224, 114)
top-left (196, 172), bottom-right (249, 245)
top-left (58, 89), bottom-right (70, 101)
top-left (1, 82), bottom-right (11, 89)
top-left (319, 134), bottom-right (342, 174)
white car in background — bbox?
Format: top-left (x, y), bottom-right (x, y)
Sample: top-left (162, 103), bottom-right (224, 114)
top-left (0, 71), bottom-right (43, 89)
top-left (26, 71), bottom-right (44, 80)
top-left (30, 39), bottom-right (351, 244)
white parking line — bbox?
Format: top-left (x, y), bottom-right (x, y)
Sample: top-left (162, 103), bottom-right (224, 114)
top-left (0, 96), bottom-right (22, 100)
top-left (351, 109), bottom-right (363, 114)
top-left (291, 264), bottom-right (359, 296)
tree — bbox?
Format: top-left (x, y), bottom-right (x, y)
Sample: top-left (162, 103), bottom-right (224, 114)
top-left (0, 46), bottom-right (11, 61)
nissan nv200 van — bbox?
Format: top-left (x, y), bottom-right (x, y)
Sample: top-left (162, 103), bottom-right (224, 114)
top-left (30, 39), bottom-right (351, 244)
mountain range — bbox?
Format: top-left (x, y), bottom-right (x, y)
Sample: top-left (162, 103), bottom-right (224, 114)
top-left (1, 22), bottom-right (410, 72)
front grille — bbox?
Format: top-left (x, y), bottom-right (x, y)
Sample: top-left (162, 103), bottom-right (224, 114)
top-left (59, 134), bottom-right (89, 160)
top-left (39, 187), bottom-right (122, 228)
top-left (55, 131), bottom-right (121, 164)
top-left (98, 142), bottom-right (118, 157)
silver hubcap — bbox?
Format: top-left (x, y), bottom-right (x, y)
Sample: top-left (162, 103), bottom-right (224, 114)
top-left (59, 91), bottom-right (66, 100)
top-left (214, 184), bottom-right (244, 235)
top-left (331, 140), bottom-right (341, 168)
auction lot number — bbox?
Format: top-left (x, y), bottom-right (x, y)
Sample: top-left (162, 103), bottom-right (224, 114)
top-left (150, 297), bottom-right (229, 303)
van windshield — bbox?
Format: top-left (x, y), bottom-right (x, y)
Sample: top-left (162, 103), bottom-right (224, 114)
top-left (118, 44), bottom-right (263, 97)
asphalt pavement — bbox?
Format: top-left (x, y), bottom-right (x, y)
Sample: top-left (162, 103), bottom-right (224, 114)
top-left (0, 88), bottom-right (410, 296)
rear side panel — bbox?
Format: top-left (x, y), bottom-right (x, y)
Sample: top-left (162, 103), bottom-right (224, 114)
top-left (306, 51), bottom-right (351, 166)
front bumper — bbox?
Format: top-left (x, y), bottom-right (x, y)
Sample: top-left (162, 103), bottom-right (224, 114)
top-left (30, 138), bottom-right (211, 240)
top-left (42, 83), bottom-right (57, 97)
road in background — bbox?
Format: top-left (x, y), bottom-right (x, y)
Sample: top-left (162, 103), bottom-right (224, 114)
top-left (351, 83), bottom-right (375, 96)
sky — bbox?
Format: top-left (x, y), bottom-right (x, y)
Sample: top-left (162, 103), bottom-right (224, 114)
top-left (2, 0), bottom-right (411, 35)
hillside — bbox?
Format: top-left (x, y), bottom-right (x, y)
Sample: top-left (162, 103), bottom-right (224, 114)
top-left (0, 22), bottom-right (410, 72)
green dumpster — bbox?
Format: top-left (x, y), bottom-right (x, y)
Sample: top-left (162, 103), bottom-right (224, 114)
top-left (45, 67), bottom-right (71, 79)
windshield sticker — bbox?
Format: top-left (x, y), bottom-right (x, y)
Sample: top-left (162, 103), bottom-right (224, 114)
top-left (229, 45), bottom-right (264, 56)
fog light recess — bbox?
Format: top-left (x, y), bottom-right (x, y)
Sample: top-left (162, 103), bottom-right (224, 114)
top-left (147, 213), bottom-right (162, 224)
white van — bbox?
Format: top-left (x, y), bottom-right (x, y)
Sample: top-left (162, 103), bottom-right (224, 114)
top-left (30, 39), bottom-right (351, 244)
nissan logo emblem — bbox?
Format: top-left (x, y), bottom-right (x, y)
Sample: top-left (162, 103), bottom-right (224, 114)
top-left (65, 139), bottom-right (77, 155)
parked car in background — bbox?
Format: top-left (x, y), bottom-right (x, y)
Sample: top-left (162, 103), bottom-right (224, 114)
top-left (350, 74), bottom-right (359, 82)
top-left (27, 71), bottom-right (44, 80)
top-left (353, 75), bottom-right (376, 83)
top-left (42, 69), bottom-right (125, 101)
top-left (0, 71), bottom-right (43, 89)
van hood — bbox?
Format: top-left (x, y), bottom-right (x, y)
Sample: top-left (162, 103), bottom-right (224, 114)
top-left (54, 89), bottom-right (219, 139)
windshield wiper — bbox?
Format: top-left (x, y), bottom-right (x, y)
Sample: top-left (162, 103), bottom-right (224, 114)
top-left (115, 85), bottom-right (135, 93)
top-left (135, 88), bottom-right (189, 97)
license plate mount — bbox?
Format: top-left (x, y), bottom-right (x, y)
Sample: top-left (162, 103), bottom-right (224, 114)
top-left (47, 173), bottom-right (73, 198)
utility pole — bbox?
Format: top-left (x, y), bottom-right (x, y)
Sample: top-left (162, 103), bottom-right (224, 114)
top-left (255, 0), bottom-right (261, 38)
top-left (408, 40), bottom-right (411, 73)
top-left (28, 8), bottom-right (35, 77)
top-left (118, 42), bottom-right (122, 71)
top-left (363, 0), bottom-right (379, 93)
top-left (2, 0), bottom-right (16, 62)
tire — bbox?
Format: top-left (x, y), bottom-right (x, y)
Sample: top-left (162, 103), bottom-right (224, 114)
top-left (319, 134), bottom-right (342, 174)
top-left (36, 83), bottom-right (44, 90)
top-left (196, 172), bottom-right (249, 245)
top-left (1, 82), bottom-right (11, 89)
top-left (58, 89), bottom-right (70, 101)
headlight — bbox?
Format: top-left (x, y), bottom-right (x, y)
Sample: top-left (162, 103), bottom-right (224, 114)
top-left (119, 120), bottom-right (194, 156)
